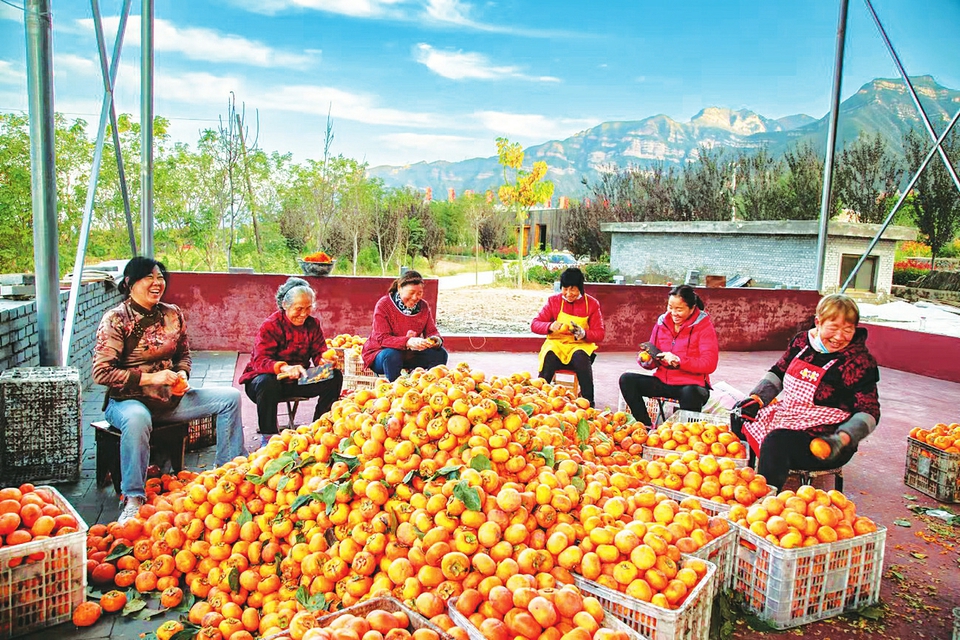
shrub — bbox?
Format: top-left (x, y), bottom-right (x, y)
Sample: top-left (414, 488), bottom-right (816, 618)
top-left (495, 246), bottom-right (519, 260)
top-left (896, 240), bottom-right (931, 260)
top-left (583, 262), bottom-right (615, 283)
top-left (940, 239), bottom-right (960, 259)
top-left (893, 259), bottom-right (932, 285)
top-left (525, 265), bottom-right (557, 286)
top-left (489, 256), bottom-right (503, 271)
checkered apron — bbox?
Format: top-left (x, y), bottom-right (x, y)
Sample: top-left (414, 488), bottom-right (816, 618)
top-left (743, 346), bottom-right (851, 455)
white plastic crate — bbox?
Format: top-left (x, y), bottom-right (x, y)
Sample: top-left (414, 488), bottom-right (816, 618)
top-left (664, 410), bottom-right (731, 426)
top-left (448, 596), bottom-right (651, 640)
top-left (641, 445), bottom-right (750, 468)
top-left (640, 483), bottom-right (732, 515)
top-left (0, 486), bottom-right (88, 637)
top-left (572, 562), bottom-right (717, 640)
top-left (732, 523), bottom-right (886, 629)
top-left (686, 529), bottom-right (736, 591)
top-left (342, 351), bottom-right (381, 392)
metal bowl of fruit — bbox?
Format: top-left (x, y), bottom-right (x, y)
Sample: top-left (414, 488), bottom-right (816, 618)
top-left (299, 252), bottom-right (335, 276)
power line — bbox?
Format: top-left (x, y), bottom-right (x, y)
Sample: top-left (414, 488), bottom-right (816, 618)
top-left (0, 0), bottom-right (24, 10)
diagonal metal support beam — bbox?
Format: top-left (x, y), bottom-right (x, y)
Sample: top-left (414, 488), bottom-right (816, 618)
top-left (841, 107), bottom-right (960, 292)
top-left (863, 0), bottom-right (960, 195)
top-left (61, 0), bottom-right (133, 366)
top-left (94, 0), bottom-right (137, 256)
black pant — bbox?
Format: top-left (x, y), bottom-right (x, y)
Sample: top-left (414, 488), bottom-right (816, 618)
top-left (244, 371), bottom-right (343, 434)
top-left (757, 429), bottom-right (857, 490)
top-left (618, 371), bottom-right (709, 426)
top-left (540, 350), bottom-right (596, 406)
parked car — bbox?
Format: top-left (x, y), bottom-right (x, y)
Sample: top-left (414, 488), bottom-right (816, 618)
top-left (525, 252), bottom-right (582, 271)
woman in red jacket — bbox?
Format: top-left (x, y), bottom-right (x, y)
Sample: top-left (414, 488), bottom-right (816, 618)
top-left (619, 285), bottom-right (719, 426)
top-left (361, 270), bottom-right (447, 381)
top-left (531, 268), bottom-right (605, 406)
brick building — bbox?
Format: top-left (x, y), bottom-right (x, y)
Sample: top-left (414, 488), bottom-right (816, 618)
top-left (601, 220), bottom-right (916, 293)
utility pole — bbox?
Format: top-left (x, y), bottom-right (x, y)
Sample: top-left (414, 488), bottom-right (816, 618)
top-left (25, 0), bottom-right (62, 365)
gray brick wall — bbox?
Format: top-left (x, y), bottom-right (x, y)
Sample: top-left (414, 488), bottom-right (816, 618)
top-left (610, 233), bottom-right (818, 287)
top-left (610, 231), bottom-right (899, 291)
top-left (0, 281), bottom-right (124, 388)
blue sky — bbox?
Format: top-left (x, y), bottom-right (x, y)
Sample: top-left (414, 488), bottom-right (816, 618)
top-left (1, 0), bottom-right (958, 167)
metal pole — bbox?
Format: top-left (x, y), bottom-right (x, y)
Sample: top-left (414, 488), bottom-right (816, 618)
top-left (61, 0), bottom-right (133, 366)
top-left (24, 0), bottom-right (62, 366)
top-left (814, 0), bottom-right (849, 292)
top-left (863, 0), bottom-right (960, 194)
top-left (140, 0), bottom-right (154, 257)
top-left (841, 107), bottom-right (960, 291)
top-left (97, 0), bottom-right (137, 256)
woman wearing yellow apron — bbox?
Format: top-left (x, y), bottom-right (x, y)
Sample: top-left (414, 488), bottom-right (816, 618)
top-left (531, 268), bottom-right (605, 406)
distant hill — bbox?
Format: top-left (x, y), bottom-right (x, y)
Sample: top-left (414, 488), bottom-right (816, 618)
top-left (368, 76), bottom-right (959, 197)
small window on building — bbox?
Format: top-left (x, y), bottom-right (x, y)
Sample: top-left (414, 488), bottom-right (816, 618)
top-left (839, 254), bottom-right (877, 292)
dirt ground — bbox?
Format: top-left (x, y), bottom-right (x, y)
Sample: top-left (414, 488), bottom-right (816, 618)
top-left (436, 284), bottom-right (551, 333)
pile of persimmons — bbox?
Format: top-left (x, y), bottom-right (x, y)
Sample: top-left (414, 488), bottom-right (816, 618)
top-left (76, 364), bottom-right (758, 640)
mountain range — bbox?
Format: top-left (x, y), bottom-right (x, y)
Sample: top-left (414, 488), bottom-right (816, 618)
top-left (367, 76), bottom-right (960, 197)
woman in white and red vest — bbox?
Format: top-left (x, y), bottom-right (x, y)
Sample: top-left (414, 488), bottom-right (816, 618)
top-left (732, 294), bottom-right (881, 490)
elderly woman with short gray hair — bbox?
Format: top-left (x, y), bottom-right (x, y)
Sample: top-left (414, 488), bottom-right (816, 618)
top-left (240, 277), bottom-right (343, 439)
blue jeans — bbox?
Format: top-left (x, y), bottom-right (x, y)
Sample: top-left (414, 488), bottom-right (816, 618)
top-left (105, 387), bottom-right (246, 498)
top-left (371, 347), bottom-right (449, 382)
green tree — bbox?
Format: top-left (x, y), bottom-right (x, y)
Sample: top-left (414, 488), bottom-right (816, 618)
top-left (903, 128), bottom-right (960, 266)
top-left (835, 133), bottom-right (902, 224)
top-left (496, 137), bottom-right (554, 287)
top-left (681, 146), bottom-right (731, 221)
top-left (0, 113), bottom-right (34, 272)
top-left (782, 142), bottom-right (827, 220)
top-left (735, 147), bottom-right (789, 221)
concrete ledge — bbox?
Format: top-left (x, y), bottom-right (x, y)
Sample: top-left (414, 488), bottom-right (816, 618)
top-left (600, 220), bottom-right (915, 240)
top-left (864, 322), bottom-right (960, 383)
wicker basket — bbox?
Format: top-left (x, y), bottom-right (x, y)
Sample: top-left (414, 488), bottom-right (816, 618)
top-left (298, 259), bottom-right (335, 276)
top-left (0, 367), bottom-right (81, 485)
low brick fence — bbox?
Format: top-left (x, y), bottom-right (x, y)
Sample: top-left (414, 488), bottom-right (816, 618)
top-left (0, 281), bottom-right (124, 388)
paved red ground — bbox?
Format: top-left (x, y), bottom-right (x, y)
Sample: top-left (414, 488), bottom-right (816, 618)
top-left (232, 349), bottom-right (960, 640)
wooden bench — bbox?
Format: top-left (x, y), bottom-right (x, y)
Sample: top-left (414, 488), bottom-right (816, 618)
top-left (93, 420), bottom-right (190, 494)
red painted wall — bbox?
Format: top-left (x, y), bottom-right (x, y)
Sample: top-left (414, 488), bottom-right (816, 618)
top-left (864, 322), bottom-right (960, 383)
top-left (163, 273), bottom-right (438, 352)
top-left (585, 284), bottom-right (821, 352)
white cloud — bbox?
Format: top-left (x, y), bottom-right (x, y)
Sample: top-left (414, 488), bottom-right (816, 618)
top-left (414, 44), bottom-right (559, 82)
top-left (474, 110), bottom-right (596, 141)
top-left (0, 4), bottom-right (20, 22)
top-left (225, 0), bottom-right (406, 17)
top-left (423, 0), bottom-right (474, 26)
top-left (76, 17), bottom-right (316, 69)
top-left (377, 132), bottom-right (488, 162)
top-left (259, 84), bottom-right (440, 128)
top-left (55, 54), bottom-right (98, 76)
top-left (0, 60), bottom-right (22, 85)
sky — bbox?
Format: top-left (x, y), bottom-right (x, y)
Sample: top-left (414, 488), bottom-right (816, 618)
top-left (1, 0), bottom-right (959, 168)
